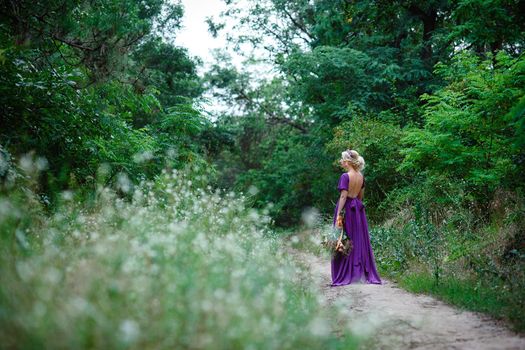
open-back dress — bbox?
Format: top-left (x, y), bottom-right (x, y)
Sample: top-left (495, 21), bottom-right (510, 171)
top-left (331, 172), bottom-right (382, 286)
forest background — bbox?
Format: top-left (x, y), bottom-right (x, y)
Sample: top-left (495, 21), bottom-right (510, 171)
top-left (1, 0), bottom-right (524, 347)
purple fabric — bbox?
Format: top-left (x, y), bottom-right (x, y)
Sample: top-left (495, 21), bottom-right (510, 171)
top-left (331, 173), bottom-right (382, 286)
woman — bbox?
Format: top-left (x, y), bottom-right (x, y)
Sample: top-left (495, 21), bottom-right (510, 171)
top-left (331, 149), bottom-right (382, 286)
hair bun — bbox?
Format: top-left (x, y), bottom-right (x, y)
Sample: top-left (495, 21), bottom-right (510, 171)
top-left (341, 149), bottom-right (365, 171)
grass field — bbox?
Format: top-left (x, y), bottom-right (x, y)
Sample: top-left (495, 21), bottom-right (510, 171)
top-left (0, 168), bottom-right (359, 349)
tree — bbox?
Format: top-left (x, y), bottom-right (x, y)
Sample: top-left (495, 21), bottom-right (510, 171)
top-left (399, 51), bottom-right (525, 197)
top-left (0, 0), bottom-right (209, 202)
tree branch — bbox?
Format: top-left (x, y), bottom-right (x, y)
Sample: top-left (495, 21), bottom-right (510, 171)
top-left (234, 88), bottom-right (308, 133)
top-left (280, 6), bottom-right (314, 43)
top-left (51, 35), bottom-right (98, 51)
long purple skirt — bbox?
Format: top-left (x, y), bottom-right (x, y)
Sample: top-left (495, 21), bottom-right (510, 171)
top-left (331, 197), bottom-right (382, 286)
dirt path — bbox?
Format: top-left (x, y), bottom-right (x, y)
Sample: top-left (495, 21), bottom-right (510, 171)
top-left (288, 248), bottom-right (525, 350)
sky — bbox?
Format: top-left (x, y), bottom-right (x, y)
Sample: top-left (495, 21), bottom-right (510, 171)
top-left (172, 0), bottom-right (277, 116)
top-left (173, 0), bottom-right (242, 115)
top-left (174, 0), bottom-right (240, 70)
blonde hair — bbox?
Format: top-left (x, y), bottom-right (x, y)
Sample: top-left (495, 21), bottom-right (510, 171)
top-left (341, 149), bottom-right (365, 171)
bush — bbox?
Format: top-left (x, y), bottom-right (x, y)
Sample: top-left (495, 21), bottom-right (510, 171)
top-left (0, 162), bottom-right (360, 349)
top-left (326, 116), bottom-right (406, 222)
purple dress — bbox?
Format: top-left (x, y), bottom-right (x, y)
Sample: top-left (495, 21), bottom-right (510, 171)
top-left (331, 172), bottom-right (382, 286)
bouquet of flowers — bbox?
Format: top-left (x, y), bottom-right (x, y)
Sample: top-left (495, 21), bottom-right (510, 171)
top-left (321, 225), bottom-right (353, 257)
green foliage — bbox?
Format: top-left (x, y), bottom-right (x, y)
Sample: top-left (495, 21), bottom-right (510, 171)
top-left (371, 185), bottom-right (525, 331)
top-left (208, 0), bottom-right (525, 233)
top-left (0, 0), bottom-right (183, 82)
top-left (399, 272), bottom-right (525, 332)
top-left (131, 37), bottom-right (203, 107)
top-left (236, 131), bottom-right (311, 226)
top-left (0, 45), bottom-right (204, 196)
top-left (399, 51), bottom-right (525, 196)
top-left (0, 0), bottom-right (208, 203)
top-left (0, 165), bottom-right (361, 349)
top-left (326, 116), bottom-right (406, 220)
top-left (284, 46), bottom-right (398, 124)
top-left (450, 0), bottom-right (525, 54)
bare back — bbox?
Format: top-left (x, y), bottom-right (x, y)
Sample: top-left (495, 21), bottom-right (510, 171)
top-left (346, 171), bottom-right (364, 198)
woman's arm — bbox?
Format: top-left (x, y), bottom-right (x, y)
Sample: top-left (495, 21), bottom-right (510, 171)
top-left (335, 190), bottom-right (348, 228)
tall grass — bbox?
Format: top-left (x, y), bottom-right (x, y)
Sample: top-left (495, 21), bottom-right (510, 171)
top-left (369, 188), bottom-right (525, 332)
top-left (0, 161), bottom-right (360, 349)
top-left (398, 272), bottom-right (524, 331)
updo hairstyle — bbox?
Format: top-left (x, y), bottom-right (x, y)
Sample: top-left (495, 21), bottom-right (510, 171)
top-left (341, 149), bottom-right (365, 171)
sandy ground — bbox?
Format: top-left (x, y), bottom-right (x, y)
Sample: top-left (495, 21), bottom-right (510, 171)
top-left (288, 248), bottom-right (525, 350)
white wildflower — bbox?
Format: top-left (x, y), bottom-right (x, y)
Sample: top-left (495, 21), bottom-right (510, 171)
top-left (119, 319), bottom-right (140, 344)
top-left (309, 316), bottom-right (331, 337)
